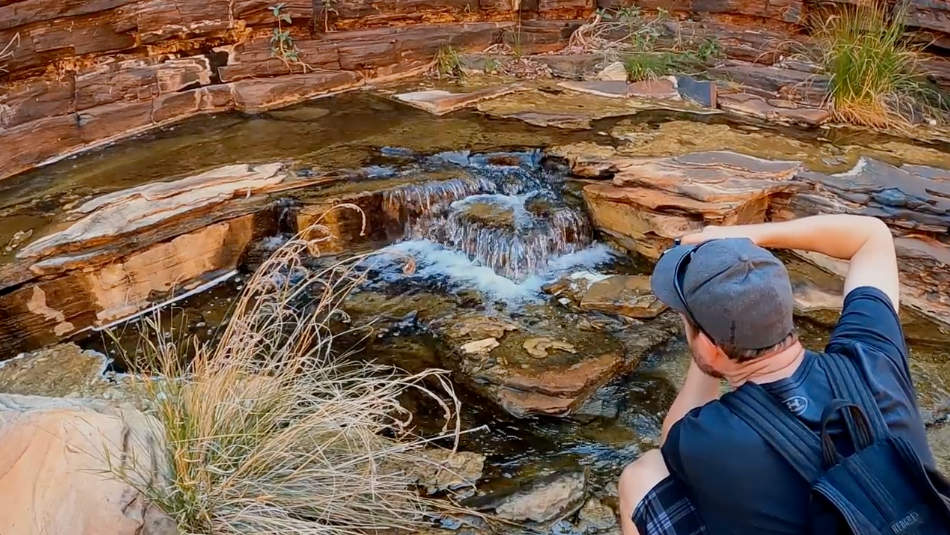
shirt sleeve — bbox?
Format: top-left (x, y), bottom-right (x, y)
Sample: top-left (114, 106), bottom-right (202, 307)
top-left (825, 286), bottom-right (909, 374)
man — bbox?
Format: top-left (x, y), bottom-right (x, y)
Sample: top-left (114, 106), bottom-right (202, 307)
top-left (618, 214), bottom-right (939, 535)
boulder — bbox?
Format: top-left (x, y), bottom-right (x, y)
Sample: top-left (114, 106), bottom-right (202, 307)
top-left (579, 151), bottom-right (802, 258)
top-left (595, 61), bottom-right (628, 82)
top-left (0, 394), bottom-right (174, 535)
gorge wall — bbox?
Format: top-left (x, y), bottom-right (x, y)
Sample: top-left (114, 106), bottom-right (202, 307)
top-left (1, 0), bottom-right (949, 181)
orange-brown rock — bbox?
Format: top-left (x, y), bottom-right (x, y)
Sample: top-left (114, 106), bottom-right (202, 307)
top-left (0, 164), bottom-right (309, 351)
top-left (569, 148), bottom-right (950, 330)
top-left (394, 83), bottom-right (527, 115)
top-left (0, 394), bottom-right (174, 535)
top-left (579, 151), bottom-right (802, 257)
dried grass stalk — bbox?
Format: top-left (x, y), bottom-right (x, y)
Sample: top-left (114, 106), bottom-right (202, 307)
top-left (0, 33), bottom-right (20, 73)
top-left (113, 207), bottom-right (478, 534)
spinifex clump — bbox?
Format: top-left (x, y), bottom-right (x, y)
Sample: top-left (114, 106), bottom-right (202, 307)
top-left (816, 0), bottom-right (946, 128)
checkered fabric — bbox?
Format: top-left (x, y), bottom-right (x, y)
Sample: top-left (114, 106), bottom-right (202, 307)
top-left (632, 475), bottom-right (707, 535)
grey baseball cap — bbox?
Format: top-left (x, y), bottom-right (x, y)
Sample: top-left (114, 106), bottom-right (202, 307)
top-left (650, 238), bottom-right (794, 350)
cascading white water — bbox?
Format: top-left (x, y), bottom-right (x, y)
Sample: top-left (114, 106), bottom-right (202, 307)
top-left (364, 149), bottom-right (607, 296)
top-left (405, 193), bottom-right (593, 280)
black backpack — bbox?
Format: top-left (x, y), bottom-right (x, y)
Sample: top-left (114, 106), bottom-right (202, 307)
top-left (721, 354), bottom-right (950, 534)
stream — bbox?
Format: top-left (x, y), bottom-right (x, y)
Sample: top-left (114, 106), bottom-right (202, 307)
top-left (2, 90), bottom-right (949, 531)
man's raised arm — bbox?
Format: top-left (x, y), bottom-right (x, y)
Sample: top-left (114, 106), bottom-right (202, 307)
top-left (680, 215), bottom-right (899, 310)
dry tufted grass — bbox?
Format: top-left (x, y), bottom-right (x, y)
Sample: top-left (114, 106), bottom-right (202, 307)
top-left (110, 208), bottom-right (480, 534)
top-left (814, 0), bottom-right (946, 129)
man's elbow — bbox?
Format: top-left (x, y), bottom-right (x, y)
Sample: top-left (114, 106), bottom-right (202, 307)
top-left (864, 216), bottom-right (892, 238)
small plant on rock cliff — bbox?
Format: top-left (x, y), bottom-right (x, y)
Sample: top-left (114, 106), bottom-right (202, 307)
top-left (816, 0), bottom-right (946, 129)
top-left (269, 4), bottom-right (309, 71)
top-left (624, 52), bottom-right (689, 81)
top-left (109, 210), bottom-right (480, 534)
top-left (433, 45), bottom-right (465, 80)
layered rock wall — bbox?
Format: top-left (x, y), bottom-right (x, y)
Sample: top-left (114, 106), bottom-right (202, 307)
top-left (1, 0), bottom-right (948, 181)
top-left (0, 0), bottom-right (591, 180)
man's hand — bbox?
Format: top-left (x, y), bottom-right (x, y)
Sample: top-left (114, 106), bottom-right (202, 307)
top-left (676, 215), bottom-right (899, 310)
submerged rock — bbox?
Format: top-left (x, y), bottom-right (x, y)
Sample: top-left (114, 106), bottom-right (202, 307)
top-left (523, 337), bottom-right (578, 359)
top-left (579, 275), bottom-right (667, 319)
top-left (493, 471), bottom-right (586, 523)
top-left (411, 449), bottom-right (486, 496)
top-left (0, 343), bottom-right (128, 401)
top-left (577, 497), bottom-right (618, 532)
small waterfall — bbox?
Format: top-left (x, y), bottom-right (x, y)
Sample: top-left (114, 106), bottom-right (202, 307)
top-left (381, 176), bottom-right (498, 226)
top-left (406, 193), bottom-right (593, 280)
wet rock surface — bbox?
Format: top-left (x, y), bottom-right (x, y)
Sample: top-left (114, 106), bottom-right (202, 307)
top-left (0, 343), bottom-right (129, 401)
top-left (479, 470), bottom-right (587, 523)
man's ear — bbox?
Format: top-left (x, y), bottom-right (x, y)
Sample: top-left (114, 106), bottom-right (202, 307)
top-left (696, 331), bottom-right (729, 369)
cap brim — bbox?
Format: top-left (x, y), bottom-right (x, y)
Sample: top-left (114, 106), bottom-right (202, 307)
top-left (650, 244), bottom-right (693, 313)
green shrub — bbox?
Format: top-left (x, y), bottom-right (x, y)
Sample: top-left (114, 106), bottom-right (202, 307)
top-left (434, 45), bottom-right (464, 79)
top-left (624, 52), bottom-right (689, 80)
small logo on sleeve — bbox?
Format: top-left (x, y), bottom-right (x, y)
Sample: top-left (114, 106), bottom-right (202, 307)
top-left (784, 396), bottom-right (809, 416)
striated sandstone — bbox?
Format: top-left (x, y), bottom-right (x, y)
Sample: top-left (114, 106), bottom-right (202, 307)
top-left (569, 149), bottom-right (950, 330)
top-left (0, 394), bottom-right (173, 535)
top-left (718, 92), bottom-right (831, 126)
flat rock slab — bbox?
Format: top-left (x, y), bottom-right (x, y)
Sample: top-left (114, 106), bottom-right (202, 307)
top-left (559, 78), bottom-right (681, 101)
top-left (394, 84), bottom-right (526, 115)
top-left (719, 92), bottom-right (831, 126)
top-left (709, 59), bottom-right (827, 94)
top-left (19, 163), bottom-right (286, 261)
top-left (477, 87), bottom-right (712, 130)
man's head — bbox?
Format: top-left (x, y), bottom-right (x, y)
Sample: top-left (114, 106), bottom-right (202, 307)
top-left (651, 238), bottom-right (797, 378)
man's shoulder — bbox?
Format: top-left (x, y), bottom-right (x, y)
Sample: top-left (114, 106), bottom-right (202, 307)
top-left (666, 399), bottom-right (765, 457)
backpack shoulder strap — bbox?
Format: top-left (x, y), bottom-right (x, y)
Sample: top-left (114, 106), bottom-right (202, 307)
top-left (819, 355), bottom-right (889, 439)
top-left (720, 383), bottom-right (824, 483)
